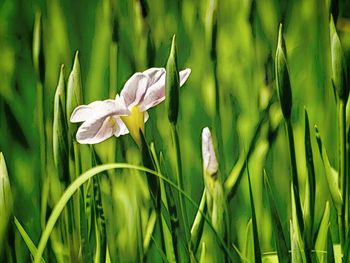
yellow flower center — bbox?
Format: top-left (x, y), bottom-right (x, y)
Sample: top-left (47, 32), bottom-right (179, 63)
top-left (120, 106), bottom-right (144, 147)
top-left (107, 116), bottom-right (117, 134)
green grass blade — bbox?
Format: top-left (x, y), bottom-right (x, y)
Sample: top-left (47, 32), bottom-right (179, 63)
top-left (190, 189), bottom-right (207, 255)
top-left (315, 126), bottom-right (342, 211)
top-left (327, 225), bottom-right (335, 263)
top-left (343, 228), bottom-right (350, 263)
top-left (314, 202), bottom-right (330, 263)
top-left (14, 217), bottom-right (45, 263)
top-left (264, 171), bottom-right (290, 263)
top-left (247, 168), bottom-right (262, 263)
top-left (304, 108), bottom-right (316, 250)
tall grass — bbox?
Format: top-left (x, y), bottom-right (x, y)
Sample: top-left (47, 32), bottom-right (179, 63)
top-left (0, 0), bottom-right (349, 262)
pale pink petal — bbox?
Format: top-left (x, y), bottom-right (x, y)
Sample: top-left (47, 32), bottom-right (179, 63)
top-left (70, 99), bottom-right (129, 123)
top-left (201, 127), bottom-right (218, 175)
top-left (121, 73), bottom-right (149, 109)
top-left (114, 117), bottom-right (129, 137)
top-left (143, 68), bottom-right (166, 85)
top-left (139, 68), bottom-right (191, 111)
top-left (76, 116), bottom-right (118, 144)
top-left (138, 74), bottom-right (166, 111)
top-left (179, 68), bottom-right (191, 86)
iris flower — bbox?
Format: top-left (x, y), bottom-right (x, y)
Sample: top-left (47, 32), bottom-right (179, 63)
top-left (70, 67), bottom-right (191, 145)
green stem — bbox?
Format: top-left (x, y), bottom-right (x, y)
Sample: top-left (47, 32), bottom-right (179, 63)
top-left (171, 125), bottom-right (190, 243)
top-left (285, 119), bottom-right (304, 234)
top-left (339, 100), bottom-right (347, 249)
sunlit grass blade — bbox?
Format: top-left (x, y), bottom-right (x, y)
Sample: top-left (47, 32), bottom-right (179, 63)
top-left (190, 190), bottom-right (207, 255)
top-left (14, 217), bottom-right (45, 263)
top-left (264, 171), bottom-right (290, 263)
top-left (247, 168), bottom-right (262, 263)
top-left (314, 202), bottom-right (330, 263)
top-left (199, 242), bottom-right (206, 263)
top-left (143, 210), bottom-right (157, 254)
top-left (244, 219), bottom-right (254, 262)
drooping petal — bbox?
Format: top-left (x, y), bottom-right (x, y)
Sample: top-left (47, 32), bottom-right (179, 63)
top-left (70, 99), bottom-right (128, 123)
top-left (179, 68), bottom-right (191, 86)
top-left (201, 127), bottom-right (218, 176)
top-left (76, 115), bottom-right (119, 144)
top-left (121, 73), bottom-right (149, 109)
top-left (139, 68), bottom-right (191, 111)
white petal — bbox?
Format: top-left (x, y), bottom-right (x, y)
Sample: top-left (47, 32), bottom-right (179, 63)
top-left (70, 99), bottom-right (129, 123)
top-left (139, 68), bottom-right (191, 111)
top-left (138, 74), bottom-right (166, 111)
top-left (143, 68), bottom-right (166, 85)
top-left (179, 68), bottom-right (191, 86)
top-left (76, 116), bottom-right (118, 144)
top-left (201, 127), bottom-right (218, 175)
top-left (114, 117), bottom-right (129, 137)
top-left (121, 73), bottom-right (149, 109)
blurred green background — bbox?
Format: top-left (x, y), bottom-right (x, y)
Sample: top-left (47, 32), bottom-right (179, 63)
top-left (1, 0), bottom-right (349, 261)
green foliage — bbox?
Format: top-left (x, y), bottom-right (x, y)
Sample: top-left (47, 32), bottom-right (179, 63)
top-left (1, 0), bottom-right (350, 262)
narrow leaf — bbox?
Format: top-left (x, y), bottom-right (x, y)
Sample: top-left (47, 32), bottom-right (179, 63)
top-left (14, 217), bottom-right (45, 263)
top-left (264, 171), bottom-right (290, 263)
top-left (247, 168), bottom-right (262, 263)
top-left (315, 126), bottom-right (343, 211)
top-left (314, 202), bottom-right (330, 263)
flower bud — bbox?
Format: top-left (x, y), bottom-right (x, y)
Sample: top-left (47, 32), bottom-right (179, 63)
top-left (275, 23), bottom-right (292, 120)
top-left (330, 15), bottom-right (349, 102)
top-left (166, 35), bottom-right (180, 125)
top-left (67, 51), bottom-right (83, 129)
top-left (53, 65), bottom-right (69, 181)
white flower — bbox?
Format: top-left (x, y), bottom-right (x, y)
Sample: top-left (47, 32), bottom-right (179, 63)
top-left (70, 67), bottom-right (191, 145)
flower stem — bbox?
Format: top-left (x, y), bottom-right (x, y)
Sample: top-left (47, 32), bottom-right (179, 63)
top-left (171, 124), bottom-right (190, 243)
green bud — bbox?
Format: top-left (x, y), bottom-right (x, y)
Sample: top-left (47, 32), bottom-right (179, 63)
top-left (66, 51), bottom-right (83, 127)
top-left (275, 23), bottom-right (292, 119)
top-left (0, 153), bottom-right (12, 253)
top-left (53, 65), bottom-right (69, 181)
top-left (166, 35), bottom-right (180, 125)
top-left (330, 15), bottom-right (349, 102)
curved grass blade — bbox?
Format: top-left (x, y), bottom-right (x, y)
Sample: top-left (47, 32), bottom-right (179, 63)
top-left (34, 163), bottom-right (234, 263)
top-left (14, 217), bottom-right (45, 263)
